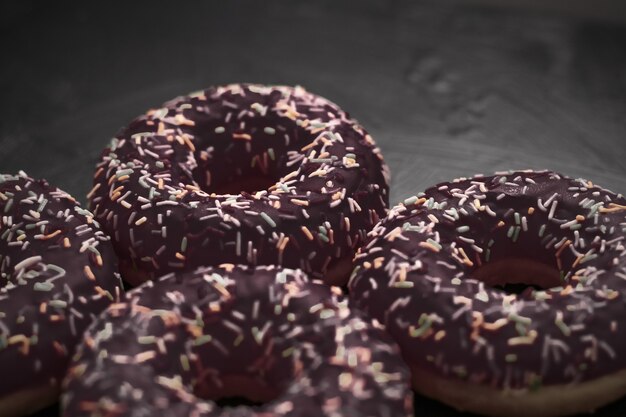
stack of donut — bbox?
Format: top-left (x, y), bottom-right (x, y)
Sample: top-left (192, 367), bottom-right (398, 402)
top-left (2, 84), bottom-right (414, 417)
top-left (1, 84), bottom-right (624, 417)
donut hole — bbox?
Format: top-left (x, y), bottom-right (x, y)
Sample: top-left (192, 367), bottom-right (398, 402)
top-left (193, 374), bottom-right (282, 405)
top-left (215, 396), bottom-right (263, 408)
top-left (472, 258), bottom-right (562, 295)
top-left (460, 209), bottom-right (574, 294)
top-left (189, 89), bottom-right (329, 196)
top-left (189, 321), bottom-right (297, 407)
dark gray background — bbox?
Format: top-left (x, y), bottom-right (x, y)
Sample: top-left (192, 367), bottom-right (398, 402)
top-left (1, 1), bottom-right (625, 416)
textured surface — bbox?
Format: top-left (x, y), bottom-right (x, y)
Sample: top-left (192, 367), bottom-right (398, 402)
top-left (1, 0), bottom-right (625, 416)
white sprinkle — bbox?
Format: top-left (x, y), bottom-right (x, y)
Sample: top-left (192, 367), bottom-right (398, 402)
top-left (14, 256), bottom-right (42, 271)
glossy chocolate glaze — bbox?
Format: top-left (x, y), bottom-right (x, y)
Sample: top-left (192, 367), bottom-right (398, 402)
top-left (0, 173), bottom-right (121, 400)
top-left (89, 84), bottom-right (389, 286)
top-left (349, 170), bottom-right (626, 390)
top-left (62, 265), bottom-right (413, 417)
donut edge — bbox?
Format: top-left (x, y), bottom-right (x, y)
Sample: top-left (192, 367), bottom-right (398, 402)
top-left (412, 365), bottom-right (626, 417)
top-left (0, 384), bottom-right (59, 417)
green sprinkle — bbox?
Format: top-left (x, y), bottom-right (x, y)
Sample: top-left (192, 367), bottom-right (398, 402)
top-left (116, 168), bottom-right (134, 178)
top-left (181, 237), bottom-right (188, 252)
top-left (538, 224), bottom-right (546, 237)
top-left (514, 212), bottom-right (521, 225)
top-left (508, 312), bottom-right (532, 326)
top-left (409, 314), bottom-right (432, 337)
top-left (456, 225), bottom-right (470, 233)
top-left (34, 282), bottom-right (54, 292)
top-left (393, 281), bottom-right (414, 288)
top-left (87, 246), bottom-right (101, 258)
top-left (287, 313), bottom-right (296, 322)
top-left (37, 199), bottom-right (48, 212)
top-left (475, 291), bottom-right (489, 302)
top-left (426, 238), bottom-right (442, 250)
top-left (507, 226), bottom-right (515, 238)
top-left (485, 249), bottom-right (491, 262)
top-left (555, 316), bottom-right (571, 336)
top-left (180, 355), bottom-right (190, 371)
top-left (505, 354), bottom-right (517, 363)
top-left (155, 161), bottom-right (165, 169)
top-left (276, 270), bottom-right (288, 284)
top-left (403, 223), bottom-right (422, 233)
top-left (267, 148), bottom-right (275, 160)
top-left (580, 254), bottom-right (598, 264)
top-left (404, 196), bottom-right (418, 205)
top-left (138, 336), bottom-right (156, 344)
top-left (320, 309), bottom-right (335, 319)
top-left (512, 226), bottom-right (521, 242)
top-left (264, 127), bottom-right (276, 135)
top-left (260, 212), bottom-right (276, 228)
top-left (99, 323), bottom-right (113, 340)
top-left (451, 277), bottom-right (462, 285)
top-left (282, 347), bottom-right (295, 357)
top-left (252, 327), bottom-right (263, 344)
top-left (214, 126), bottom-right (225, 133)
top-left (587, 202), bottom-right (603, 218)
top-left (49, 300), bottom-right (67, 309)
top-left (193, 335), bottom-right (212, 346)
top-left (516, 322), bottom-right (528, 336)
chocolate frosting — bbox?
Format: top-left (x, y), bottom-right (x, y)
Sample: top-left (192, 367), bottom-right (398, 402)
top-left (62, 265), bottom-right (413, 417)
top-left (0, 172), bottom-right (121, 399)
top-left (89, 84), bottom-right (389, 286)
top-left (349, 170), bottom-right (626, 390)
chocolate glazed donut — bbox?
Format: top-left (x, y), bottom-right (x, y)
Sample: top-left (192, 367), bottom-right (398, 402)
top-left (62, 265), bottom-right (413, 417)
top-left (0, 172), bottom-right (121, 417)
top-left (89, 84), bottom-right (389, 287)
top-left (349, 170), bottom-right (626, 417)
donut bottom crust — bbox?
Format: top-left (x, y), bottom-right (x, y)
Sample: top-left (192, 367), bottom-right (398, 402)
top-left (0, 385), bottom-right (59, 417)
top-left (412, 365), bottom-right (626, 417)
